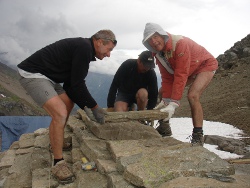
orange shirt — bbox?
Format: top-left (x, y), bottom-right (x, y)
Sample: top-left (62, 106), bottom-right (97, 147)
top-left (155, 33), bottom-right (218, 101)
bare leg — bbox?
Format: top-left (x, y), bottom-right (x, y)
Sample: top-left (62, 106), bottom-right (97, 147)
top-left (136, 88), bottom-right (148, 110)
top-left (114, 101), bottom-right (129, 112)
top-left (187, 71), bottom-right (215, 128)
top-left (43, 93), bottom-right (73, 159)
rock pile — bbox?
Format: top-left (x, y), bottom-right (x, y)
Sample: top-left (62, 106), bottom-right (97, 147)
top-left (0, 110), bottom-right (250, 188)
top-left (217, 34), bottom-right (250, 71)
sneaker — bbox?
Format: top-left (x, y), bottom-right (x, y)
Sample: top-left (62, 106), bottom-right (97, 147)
top-left (51, 160), bottom-right (75, 184)
top-left (191, 132), bottom-right (204, 146)
top-left (156, 120), bottom-right (172, 137)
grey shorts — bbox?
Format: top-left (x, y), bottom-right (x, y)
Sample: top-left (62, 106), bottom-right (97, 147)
top-left (19, 76), bottom-right (65, 107)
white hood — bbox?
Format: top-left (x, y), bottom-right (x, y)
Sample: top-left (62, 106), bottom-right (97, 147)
top-left (142, 23), bottom-right (169, 53)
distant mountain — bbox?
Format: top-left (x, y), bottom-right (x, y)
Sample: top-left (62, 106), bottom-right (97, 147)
top-left (85, 72), bottom-right (114, 108)
top-left (0, 62), bottom-right (47, 116)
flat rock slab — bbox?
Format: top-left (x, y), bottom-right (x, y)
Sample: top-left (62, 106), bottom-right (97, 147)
top-left (90, 121), bottom-right (161, 140)
top-left (107, 137), bottom-right (183, 162)
top-left (0, 150), bottom-right (16, 169)
top-left (78, 109), bottom-right (161, 140)
top-left (32, 168), bottom-right (59, 188)
top-left (105, 137), bottom-right (235, 188)
top-left (204, 135), bottom-right (248, 155)
top-left (19, 133), bottom-right (35, 148)
top-left (159, 175), bottom-right (250, 188)
top-left (75, 169), bottom-right (108, 188)
top-left (123, 146), bottom-right (235, 188)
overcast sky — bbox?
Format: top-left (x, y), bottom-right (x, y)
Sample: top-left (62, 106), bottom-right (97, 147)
top-left (0, 0), bottom-right (249, 75)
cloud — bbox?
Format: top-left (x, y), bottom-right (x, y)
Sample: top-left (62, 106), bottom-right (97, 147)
top-left (0, 0), bottom-right (76, 65)
top-left (0, 0), bottom-right (249, 74)
top-left (89, 49), bottom-right (143, 75)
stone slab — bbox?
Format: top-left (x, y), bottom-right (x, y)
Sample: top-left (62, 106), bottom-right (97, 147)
top-left (123, 146), bottom-right (235, 188)
top-left (80, 139), bottom-right (111, 161)
top-left (107, 172), bottom-right (137, 188)
top-left (0, 150), bottom-right (16, 169)
top-left (6, 153), bottom-right (32, 187)
top-left (32, 168), bottom-right (59, 188)
top-left (107, 137), bottom-right (183, 162)
top-left (31, 148), bottom-right (51, 171)
top-left (75, 169), bottom-right (108, 188)
top-left (34, 134), bottom-right (50, 149)
top-left (90, 121), bottom-right (161, 140)
top-left (95, 159), bottom-right (117, 174)
top-left (67, 115), bottom-right (86, 131)
top-left (19, 133), bottom-right (35, 148)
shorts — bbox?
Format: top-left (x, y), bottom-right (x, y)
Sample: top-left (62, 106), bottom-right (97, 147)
top-left (115, 92), bottom-right (136, 107)
top-left (19, 76), bottom-right (65, 107)
top-left (191, 58), bottom-right (218, 77)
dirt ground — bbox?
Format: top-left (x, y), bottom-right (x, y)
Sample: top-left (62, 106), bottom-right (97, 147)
top-left (175, 62), bottom-right (250, 144)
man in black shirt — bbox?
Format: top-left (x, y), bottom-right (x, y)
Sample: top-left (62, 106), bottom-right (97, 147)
top-left (107, 51), bottom-right (158, 113)
top-left (17, 30), bottom-right (117, 183)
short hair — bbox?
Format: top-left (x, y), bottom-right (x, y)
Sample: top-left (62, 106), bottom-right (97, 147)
top-left (92, 30), bottom-right (117, 45)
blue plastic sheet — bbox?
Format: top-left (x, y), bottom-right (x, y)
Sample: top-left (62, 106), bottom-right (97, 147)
top-left (0, 116), bottom-right (51, 151)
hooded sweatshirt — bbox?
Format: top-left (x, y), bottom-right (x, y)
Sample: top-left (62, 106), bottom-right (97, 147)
top-left (142, 23), bottom-right (218, 102)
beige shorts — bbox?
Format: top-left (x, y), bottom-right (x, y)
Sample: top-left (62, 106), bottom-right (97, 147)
top-left (19, 76), bottom-right (65, 107)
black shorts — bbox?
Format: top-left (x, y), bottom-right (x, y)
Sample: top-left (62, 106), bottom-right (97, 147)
top-left (115, 92), bottom-right (136, 107)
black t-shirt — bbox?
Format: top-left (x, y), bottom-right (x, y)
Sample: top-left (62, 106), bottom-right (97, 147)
top-left (107, 59), bottom-right (158, 109)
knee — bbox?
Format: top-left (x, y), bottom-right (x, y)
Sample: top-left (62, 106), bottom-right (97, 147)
top-left (187, 92), bottom-right (200, 103)
top-left (136, 88), bottom-right (148, 101)
top-left (51, 108), bottom-right (68, 124)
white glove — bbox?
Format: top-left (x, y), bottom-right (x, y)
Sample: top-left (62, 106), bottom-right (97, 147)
top-left (154, 98), bottom-right (171, 110)
top-left (154, 100), bottom-right (179, 121)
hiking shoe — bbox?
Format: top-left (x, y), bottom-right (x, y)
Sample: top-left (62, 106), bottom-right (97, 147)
top-left (191, 132), bottom-right (204, 146)
top-left (156, 120), bottom-right (172, 137)
top-left (138, 120), bottom-right (149, 125)
top-left (51, 160), bottom-right (75, 184)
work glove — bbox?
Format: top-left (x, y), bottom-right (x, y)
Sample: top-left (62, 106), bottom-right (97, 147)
top-left (154, 98), bottom-right (171, 109)
top-left (91, 106), bottom-right (107, 124)
top-left (84, 106), bottom-right (96, 121)
top-left (154, 99), bottom-right (179, 121)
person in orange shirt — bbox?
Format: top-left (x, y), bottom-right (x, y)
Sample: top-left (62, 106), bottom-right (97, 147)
top-left (142, 23), bottom-right (218, 146)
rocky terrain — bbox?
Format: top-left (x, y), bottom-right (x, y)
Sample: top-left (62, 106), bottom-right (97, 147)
top-left (0, 110), bottom-right (249, 188)
top-left (0, 63), bottom-right (47, 116)
top-left (0, 34), bottom-right (249, 187)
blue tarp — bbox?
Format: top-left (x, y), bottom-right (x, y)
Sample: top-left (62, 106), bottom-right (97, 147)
top-left (0, 116), bottom-right (51, 151)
